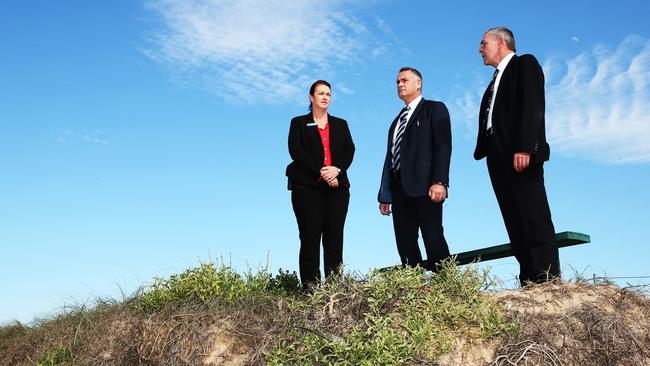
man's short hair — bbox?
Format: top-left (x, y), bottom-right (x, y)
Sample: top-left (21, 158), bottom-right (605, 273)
top-left (399, 67), bottom-right (422, 81)
top-left (486, 27), bottom-right (516, 52)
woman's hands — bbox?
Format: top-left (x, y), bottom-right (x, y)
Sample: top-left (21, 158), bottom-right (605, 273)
top-left (320, 166), bottom-right (340, 188)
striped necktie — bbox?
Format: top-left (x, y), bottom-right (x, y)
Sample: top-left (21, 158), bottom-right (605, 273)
top-left (391, 105), bottom-right (410, 171)
top-left (484, 69), bottom-right (499, 134)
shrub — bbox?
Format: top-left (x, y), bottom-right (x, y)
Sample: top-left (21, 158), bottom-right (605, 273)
top-left (36, 345), bottom-right (74, 366)
top-left (131, 260), bottom-right (300, 313)
top-left (266, 260), bottom-right (515, 365)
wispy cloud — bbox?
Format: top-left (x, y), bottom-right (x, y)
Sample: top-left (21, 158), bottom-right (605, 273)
top-left (143, 0), bottom-right (387, 103)
top-left (56, 130), bottom-right (110, 145)
top-left (447, 69), bottom-right (488, 139)
top-left (544, 35), bottom-right (650, 164)
top-left (448, 35), bottom-right (650, 165)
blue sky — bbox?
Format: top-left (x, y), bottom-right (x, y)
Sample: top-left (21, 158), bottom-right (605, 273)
top-left (2, 0), bottom-right (649, 324)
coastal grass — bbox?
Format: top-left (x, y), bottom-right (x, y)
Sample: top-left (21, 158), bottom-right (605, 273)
top-left (265, 260), bottom-right (514, 365)
top-left (3, 258), bottom-right (647, 365)
top-left (130, 260), bottom-right (302, 313)
top-left (1, 258), bottom-right (513, 365)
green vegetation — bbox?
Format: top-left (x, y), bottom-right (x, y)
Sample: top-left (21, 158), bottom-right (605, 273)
top-left (3, 258), bottom-right (648, 365)
top-left (131, 260), bottom-right (302, 313)
top-left (2, 259), bottom-right (516, 365)
top-left (36, 346), bottom-right (74, 366)
top-left (266, 260), bottom-right (515, 365)
top-left (0, 321), bottom-right (27, 343)
top-left (0, 321), bottom-right (28, 357)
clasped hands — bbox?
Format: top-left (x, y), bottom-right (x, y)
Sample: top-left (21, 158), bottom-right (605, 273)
top-left (320, 166), bottom-right (340, 188)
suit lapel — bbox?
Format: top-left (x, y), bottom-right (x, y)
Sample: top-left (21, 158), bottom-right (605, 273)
top-left (329, 116), bottom-right (339, 155)
top-left (388, 98), bottom-right (424, 149)
top-left (306, 112), bottom-right (320, 140)
top-left (493, 55), bottom-right (517, 109)
top-left (304, 113), bottom-right (324, 164)
top-left (479, 55), bottom-right (518, 133)
top-left (403, 97), bottom-right (425, 137)
top-left (479, 86), bottom-right (491, 132)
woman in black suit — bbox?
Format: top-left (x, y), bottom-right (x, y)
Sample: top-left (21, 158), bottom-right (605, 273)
top-left (286, 80), bottom-right (355, 290)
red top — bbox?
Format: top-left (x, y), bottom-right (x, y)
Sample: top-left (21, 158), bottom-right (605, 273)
top-left (318, 122), bottom-right (332, 166)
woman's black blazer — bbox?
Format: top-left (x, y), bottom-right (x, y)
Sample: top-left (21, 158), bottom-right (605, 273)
top-left (286, 113), bottom-right (355, 189)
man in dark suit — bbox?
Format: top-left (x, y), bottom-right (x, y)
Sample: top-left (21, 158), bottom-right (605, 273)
top-left (378, 67), bottom-right (452, 270)
top-left (475, 27), bottom-right (560, 285)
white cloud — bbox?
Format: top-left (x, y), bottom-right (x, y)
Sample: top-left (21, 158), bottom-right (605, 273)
top-left (448, 35), bottom-right (650, 165)
top-left (544, 35), bottom-right (650, 164)
top-left (143, 0), bottom-right (386, 103)
top-left (571, 36), bottom-right (580, 43)
top-left (447, 70), bottom-right (488, 139)
top-left (56, 130), bottom-right (110, 145)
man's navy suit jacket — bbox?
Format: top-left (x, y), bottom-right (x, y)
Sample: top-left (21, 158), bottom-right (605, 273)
top-left (378, 98), bottom-right (452, 203)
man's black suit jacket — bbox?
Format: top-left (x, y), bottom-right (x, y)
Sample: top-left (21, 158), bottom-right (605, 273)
top-left (286, 113), bottom-right (355, 189)
top-left (378, 98), bottom-right (452, 203)
top-left (474, 54), bottom-right (550, 165)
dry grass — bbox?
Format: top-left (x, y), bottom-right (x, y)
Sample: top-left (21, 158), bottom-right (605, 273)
top-left (490, 281), bottom-right (650, 365)
top-left (1, 300), bottom-right (277, 365)
top-left (1, 266), bottom-right (649, 366)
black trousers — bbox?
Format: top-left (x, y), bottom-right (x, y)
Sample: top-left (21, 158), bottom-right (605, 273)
top-left (291, 183), bottom-right (349, 289)
top-left (486, 153), bottom-right (560, 285)
top-left (391, 177), bottom-right (450, 270)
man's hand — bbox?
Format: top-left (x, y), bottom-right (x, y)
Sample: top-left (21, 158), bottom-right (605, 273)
top-left (428, 183), bottom-right (447, 203)
top-left (379, 203), bottom-right (392, 216)
top-left (513, 152), bottom-right (531, 172)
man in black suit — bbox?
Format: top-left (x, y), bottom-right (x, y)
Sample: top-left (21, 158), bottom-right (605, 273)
top-left (378, 67), bottom-right (452, 270)
top-left (475, 27), bottom-right (560, 285)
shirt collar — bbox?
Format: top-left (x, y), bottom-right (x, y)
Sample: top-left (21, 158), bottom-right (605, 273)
top-left (497, 52), bottom-right (516, 72)
top-left (406, 95), bottom-right (423, 110)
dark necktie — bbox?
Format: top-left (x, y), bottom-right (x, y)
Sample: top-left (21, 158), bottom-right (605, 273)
top-left (391, 105), bottom-right (410, 171)
top-left (483, 69), bottom-right (499, 134)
